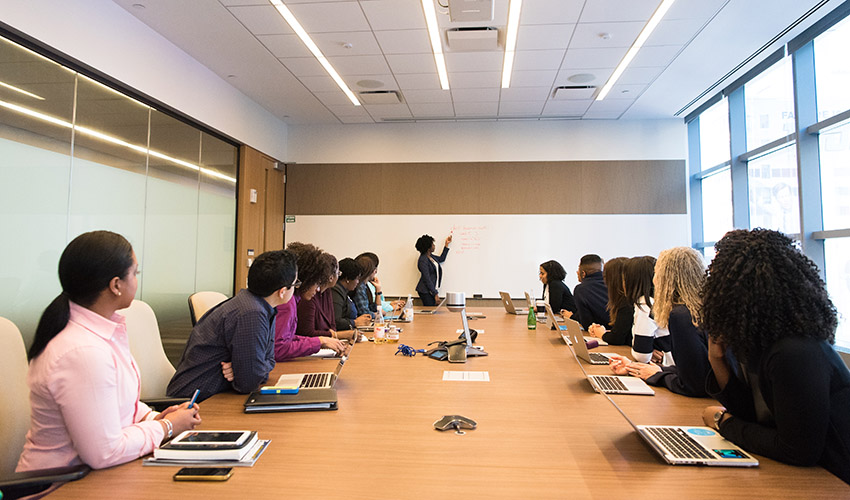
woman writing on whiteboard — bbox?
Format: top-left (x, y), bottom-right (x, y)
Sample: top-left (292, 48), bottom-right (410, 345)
top-left (415, 234), bottom-right (452, 306)
top-left (538, 260), bottom-right (577, 316)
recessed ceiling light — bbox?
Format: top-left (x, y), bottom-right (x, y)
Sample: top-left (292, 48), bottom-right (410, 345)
top-left (356, 79), bottom-right (385, 89)
top-left (567, 73), bottom-right (595, 84)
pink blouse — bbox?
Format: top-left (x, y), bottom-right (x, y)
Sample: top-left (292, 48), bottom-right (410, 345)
top-left (17, 301), bottom-right (165, 471)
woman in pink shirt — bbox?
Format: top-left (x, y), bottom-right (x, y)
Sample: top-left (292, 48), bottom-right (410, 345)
top-left (17, 231), bottom-right (201, 472)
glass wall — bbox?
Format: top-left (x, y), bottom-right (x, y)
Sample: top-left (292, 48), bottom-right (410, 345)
top-left (747, 144), bottom-right (799, 234)
top-left (0, 33), bottom-right (237, 351)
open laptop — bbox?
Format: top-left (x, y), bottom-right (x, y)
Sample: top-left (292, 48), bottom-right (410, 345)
top-left (542, 302), bottom-right (608, 347)
top-left (274, 355), bottom-right (347, 390)
top-left (499, 291), bottom-right (528, 315)
top-left (243, 357), bottom-right (346, 413)
top-left (600, 379), bottom-right (758, 466)
top-left (564, 325), bottom-right (655, 396)
top-left (558, 314), bottom-right (617, 365)
top-left (417, 297), bottom-right (447, 314)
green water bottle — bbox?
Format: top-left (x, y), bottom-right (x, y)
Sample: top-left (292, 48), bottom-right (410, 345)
top-left (527, 306), bottom-right (537, 330)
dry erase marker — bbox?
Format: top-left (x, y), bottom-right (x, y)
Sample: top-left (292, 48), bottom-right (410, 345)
top-left (187, 389), bottom-right (200, 409)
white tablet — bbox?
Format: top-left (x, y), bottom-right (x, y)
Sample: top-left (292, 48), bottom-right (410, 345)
top-left (167, 430), bottom-right (253, 450)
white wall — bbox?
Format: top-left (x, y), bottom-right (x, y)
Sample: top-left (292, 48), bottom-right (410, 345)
top-left (2, 0), bottom-right (288, 160)
top-left (287, 119), bottom-right (686, 163)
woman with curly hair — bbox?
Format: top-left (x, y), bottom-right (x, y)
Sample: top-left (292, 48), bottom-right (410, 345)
top-left (587, 257), bottom-right (632, 345)
top-left (610, 248), bottom-right (710, 396)
top-left (415, 234), bottom-right (452, 306)
top-left (700, 229), bottom-right (850, 484)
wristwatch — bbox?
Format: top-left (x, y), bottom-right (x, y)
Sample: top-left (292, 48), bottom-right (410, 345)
top-left (713, 409), bottom-right (728, 431)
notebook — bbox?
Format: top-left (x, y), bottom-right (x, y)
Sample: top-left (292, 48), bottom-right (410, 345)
top-left (499, 291), bottom-right (528, 315)
top-left (601, 383), bottom-right (758, 466)
top-left (564, 325), bottom-right (655, 396)
top-left (417, 297), bottom-right (447, 314)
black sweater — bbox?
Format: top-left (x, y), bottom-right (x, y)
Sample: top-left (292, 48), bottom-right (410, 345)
top-left (602, 305), bottom-right (633, 346)
top-left (644, 305), bottom-right (709, 397)
top-left (543, 280), bottom-right (576, 315)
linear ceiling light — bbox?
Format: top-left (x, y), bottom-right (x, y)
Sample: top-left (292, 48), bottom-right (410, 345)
top-left (421, 0), bottom-right (450, 90)
top-left (596, 0), bottom-right (676, 101)
top-left (269, 0), bottom-right (360, 105)
top-left (501, 0), bottom-right (523, 88)
top-left (0, 80), bottom-right (45, 100)
top-left (0, 98), bottom-right (236, 183)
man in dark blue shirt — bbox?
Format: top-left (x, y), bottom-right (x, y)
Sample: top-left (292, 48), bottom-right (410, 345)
top-left (572, 254), bottom-right (610, 331)
top-left (167, 250), bottom-right (298, 402)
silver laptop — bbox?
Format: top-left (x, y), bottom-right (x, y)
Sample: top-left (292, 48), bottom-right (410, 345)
top-left (557, 313), bottom-right (618, 366)
top-left (563, 324), bottom-right (655, 396)
top-left (499, 291), bottom-right (528, 315)
top-left (274, 355), bottom-right (347, 390)
top-left (601, 383), bottom-right (758, 466)
top-left (417, 297), bottom-right (447, 314)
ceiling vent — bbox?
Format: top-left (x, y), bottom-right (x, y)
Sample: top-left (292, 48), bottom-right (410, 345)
top-left (357, 90), bottom-right (402, 105)
top-left (447, 0), bottom-right (494, 22)
top-left (446, 27), bottom-right (499, 51)
top-left (552, 86), bottom-right (597, 100)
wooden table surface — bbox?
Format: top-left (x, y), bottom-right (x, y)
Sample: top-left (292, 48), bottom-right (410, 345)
top-left (50, 308), bottom-right (848, 499)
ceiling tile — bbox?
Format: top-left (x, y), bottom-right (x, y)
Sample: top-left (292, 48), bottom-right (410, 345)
top-left (228, 5), bottom-right (293, 35)
top-left (343, 74), bottom-right (399, 90)
top-left (298, 75), bottom-right (339, 92)
top-left (280, 57), bottom-right (327, 77)
top-left (445, 52), bottom-right (504, 73)
top-left (401, 89), bottom-right (452, 104)
top-left (553, 68), bottom-right (614, 86)
top-left (515, 24), bottom-right (574, 51)
top-left (454, 101), bottom-right (499, 116)
top-left (665, 0), bottom-right (730, 21)
top-left (542, 99), bottom-right (593, 116)
top-left (338, 115), bottom-right (376, 124)
top-left (395, 73), bottom-right (442, 90)
top-left (510, 70), bottom-right (558, 88)
top-left (313, 31), bottom-right (382, 56)
top-left (607, 83), bottom-right (648, 99)
top-left (630, 45), bottom-right (682, 67)
top-left (586, 98), bottom-right (635, 114)
top-left (365, 103), bottom-right (413, 119)
top-left (409, 102), bottom-right (455, 117)
top-left (374, 30), bottom-right (432, 54)
top-left (617, 65), bottom-right (663, 85)
top-left (386, 53), bottom-right (437, 74)
top-left (578, 0), bottom-right (659, 23)
top-left (361, 0), bottom-right (427, 30)
top-left (561, 48), bottom-right (626, 69)
top-left (451, 88), bottom-right (501, 103)
top-left (312, 91), bottom-right (354, 106)
top-left (519, 0), bottom-right (584, 25)
top-left (287, 2), bottom-right (371, 32)
top-left (257, 34), bottom-right (312, 58)
top-left (448, 72), bottom-right (501, 89)
top-left (499, 101), bottom-right (545, 116)
top-left (512, 50), bottom-right (565, 71)
top-left (326, 55), bottom-right (391, 75)
top-left (645, 18), bottom-right (708, 46)
top-left (326, 103), bottom-right (370, 117)
top-left (570, 22), bottom-right (645, 49)
top-left (500, 86), bottom-right (552, 102)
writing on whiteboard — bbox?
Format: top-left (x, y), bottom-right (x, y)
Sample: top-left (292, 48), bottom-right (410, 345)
top-left (451, 224), bottom-right (487, 255)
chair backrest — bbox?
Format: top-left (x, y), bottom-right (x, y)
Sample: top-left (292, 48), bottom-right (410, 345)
top-left (0, 317), bottom-right (31, 476)
top-left (120, 300), bottom-right (175, 400)
top-left (188, 291), bottom-right (228, 326)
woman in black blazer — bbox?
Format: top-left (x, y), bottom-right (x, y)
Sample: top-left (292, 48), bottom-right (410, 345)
top-left (415, 234), bottom-right (451, 306)
top-left (539, 260), bottom-right (577, 315)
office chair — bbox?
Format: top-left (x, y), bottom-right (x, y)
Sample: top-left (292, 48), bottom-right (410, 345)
top-left (120, 300), bottom-right (183, 410)
top-left (0, 316), bottom-right (90, 499)
top-left (188, 291), bottom-right (228, 326)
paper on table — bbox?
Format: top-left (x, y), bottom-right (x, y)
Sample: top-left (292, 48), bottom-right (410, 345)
top-left (442, 371), bottom-right (490, 382)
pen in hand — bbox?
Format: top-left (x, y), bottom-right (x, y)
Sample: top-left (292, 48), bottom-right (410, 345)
top-left (187, 389), bottom-right (200, 410)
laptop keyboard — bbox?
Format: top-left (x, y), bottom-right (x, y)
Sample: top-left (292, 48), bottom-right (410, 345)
top-left (300, 373), bottom-right (330, 389)
top-left (645, 427), bottom-right (713, 460)
top-left (593, 376), bottom-right (628, 392)
top-left (589, 352), bottom-right (610, 364)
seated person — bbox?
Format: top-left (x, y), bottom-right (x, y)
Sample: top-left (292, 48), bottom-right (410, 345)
top-left (700, 229), bottom-right (850, 485)
top-left (608, 248), bottom-right (709, 397)
top-left (352, 253), bottom-right (378, 317)
top-left (296, 253), bottom-right (358, 341)
top-left (539, 260), bottom-right (577, 317)
top-left (587, 257), bottom-right (633, 345)
top-left (571, 254), bottom-right (610, 330)
top-left (358, 251), bottom-right (404, 315)
top-left (18, 231), bottom-right (200, 472)
top-left (332, 257), bottom-right (372, 331)
top-left (167, 250), bottom-right (297, 401)
top-left (274, 242), bottom-right (347, 361)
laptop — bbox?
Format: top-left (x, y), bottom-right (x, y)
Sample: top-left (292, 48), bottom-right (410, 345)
top-left (524, 291), bottom-right (547, 321)
top-left (274, 355), bottom-right (347, 390)
top-left (558, 313), bottom-right (617, 365)
top-left (243, 356), bottom-right (347, 413)
top-left (601, 381), bottom-right (758, 466)
top-left (499, 291), bottom-right (528, 315)
top-left (542, 303), bottom-right (609, 348)
top-left (417, 297), bottom-right (447, 314)
top-left (564, 325), bottom-right (655, 396)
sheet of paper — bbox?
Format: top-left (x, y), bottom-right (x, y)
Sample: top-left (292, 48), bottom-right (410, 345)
top-left (455, 329), bottom-right (484, 334)
top-left (442, 371), bottom-right (490, 382)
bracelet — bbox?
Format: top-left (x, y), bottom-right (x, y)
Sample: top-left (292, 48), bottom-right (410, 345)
top-left (375, 291), bottom-right (382, 295)
top-left (162, 418), bottom-right (173, 439)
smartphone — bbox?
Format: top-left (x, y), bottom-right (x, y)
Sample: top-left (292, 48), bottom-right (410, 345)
top-left (173, 467), bottom-right (233, 481)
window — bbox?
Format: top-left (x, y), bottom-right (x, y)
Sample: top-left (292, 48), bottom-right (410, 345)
top-left (819, 120), bottom-right (850, 231)
top-left (699, 99), bottom-right (730, 169)
top-left (701, 169), bottom-right (733, 243)
top-left (745, 58), bottom-right (795, 151)
top-left (824, 238), bottom-right (850, 351)
top-left (747, 144), bottom-right (799, 234)
top-left (814, 15), bottom-right (850, 121)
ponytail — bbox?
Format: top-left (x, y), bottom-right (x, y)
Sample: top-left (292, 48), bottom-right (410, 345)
top-left (29, 293), bottom-right (71, 360)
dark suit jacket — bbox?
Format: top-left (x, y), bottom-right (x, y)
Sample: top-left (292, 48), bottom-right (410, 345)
top-left (543, 280), bottom-right (577, 314)
top-left (415, 247), bottom-right (449, 296)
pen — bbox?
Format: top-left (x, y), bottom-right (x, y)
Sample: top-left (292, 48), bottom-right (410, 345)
top-left (187, 389), bottom-right (200, 409)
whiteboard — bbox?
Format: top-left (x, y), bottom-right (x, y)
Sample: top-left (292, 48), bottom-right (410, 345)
top-left (284, 214), bottom-right (690, 299)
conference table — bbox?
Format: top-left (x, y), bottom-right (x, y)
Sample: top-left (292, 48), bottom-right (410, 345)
top-left (51, 308), bottom-right (848, 499)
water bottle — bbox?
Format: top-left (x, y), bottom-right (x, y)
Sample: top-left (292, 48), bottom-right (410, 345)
top-left (402, 294), bottom-right (414, 322)
top-left (527, 306), bottom-right (537, 330)
top-left (374, 308), bottom-right (386, 343)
